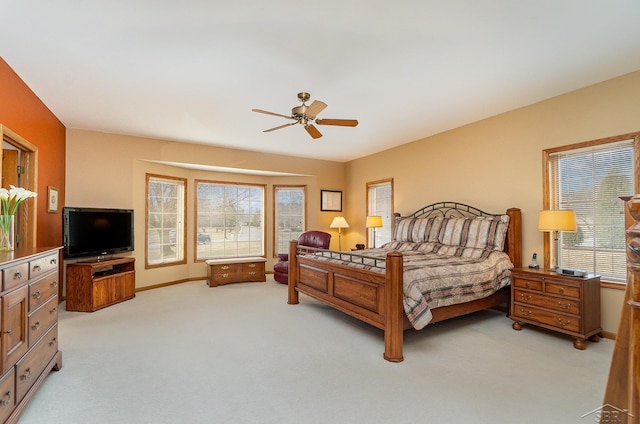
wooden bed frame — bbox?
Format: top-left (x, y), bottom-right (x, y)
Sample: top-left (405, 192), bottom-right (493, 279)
top-left (287, 202), bottom-right (522, 362)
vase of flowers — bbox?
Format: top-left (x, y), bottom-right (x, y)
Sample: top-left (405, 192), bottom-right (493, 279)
top-left (0, 186), bottom-right (37, 251)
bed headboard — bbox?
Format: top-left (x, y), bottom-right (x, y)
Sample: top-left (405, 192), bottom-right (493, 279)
top-left (394, 202), bottom-right (522, 267)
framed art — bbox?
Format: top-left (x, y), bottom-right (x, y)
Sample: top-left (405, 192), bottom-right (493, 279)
top-left (48, 186), bottom-right (59, 213)
top-left (321, 190), bottom-right (342, 212)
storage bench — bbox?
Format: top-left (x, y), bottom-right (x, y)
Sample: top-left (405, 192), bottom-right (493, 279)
top-left (206, 257), bottom-right (267, 287)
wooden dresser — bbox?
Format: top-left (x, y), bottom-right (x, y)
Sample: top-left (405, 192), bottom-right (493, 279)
top-left (510, 267), bottom-right (601, 349)
top-left (0, 247), bottom-right (62, 424)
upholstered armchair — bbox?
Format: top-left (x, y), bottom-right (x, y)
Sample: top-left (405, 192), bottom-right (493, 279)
top-left (273, 230), bottom-right (332, 284)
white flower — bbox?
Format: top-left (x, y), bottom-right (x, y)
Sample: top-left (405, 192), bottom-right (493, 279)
top-left (0, 185), bottom-right (37, 215)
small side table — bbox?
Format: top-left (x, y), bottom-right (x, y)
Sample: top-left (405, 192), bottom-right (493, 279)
top-left (510, 267), bottom-right (601, 350)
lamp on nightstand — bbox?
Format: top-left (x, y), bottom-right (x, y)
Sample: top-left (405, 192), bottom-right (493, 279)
top-left (538, 209), bottom-right (577, 273)
top-left (366, 215), bottom-right (383, 248)
top-left (330, 216), bottom-right (349, 251)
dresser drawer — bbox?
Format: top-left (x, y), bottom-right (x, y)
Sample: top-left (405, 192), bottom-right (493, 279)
top-left (29, 295), bottom-right (58, 346)
top-left (513, 277), bottom-right (542, 292)
top-left (0, 368), bottom-right (15, 423)
top-left (545, 282), bottom-right (580, 299)
top-left (241, 262), bottom-right (265, 281)
top-left (29, 253), bottom-right (59, 280)
top-left (211, 263), bottom-right (242, 274)
top-left (513, 289), bottom-right (580, 315)
top-left (513, 304), bottom-right (580, 333)
top-left (29, 272), bottom-right (59, 312)
top-left (16, 324), bottom-right (58, 402)
top-left (2, 263), bottom-right (29, 292)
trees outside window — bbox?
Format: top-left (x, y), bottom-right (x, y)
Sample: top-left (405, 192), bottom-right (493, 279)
top-left (146, 174), bottom-right (186, 267)
top-left (196, 181), bottom-right (265, 259)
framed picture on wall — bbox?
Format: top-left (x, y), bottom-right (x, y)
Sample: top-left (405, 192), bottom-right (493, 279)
top-left (321, 190), bottom-right (342, 212)
top-left (47, 186), bottom-right (59, 213)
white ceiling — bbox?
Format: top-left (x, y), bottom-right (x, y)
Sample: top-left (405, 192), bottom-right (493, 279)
top-left (2, 1), bottom-right (640, 163)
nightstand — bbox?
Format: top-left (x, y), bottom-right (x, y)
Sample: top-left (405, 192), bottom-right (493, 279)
top-left (510, 267), bottom-right (602, 350)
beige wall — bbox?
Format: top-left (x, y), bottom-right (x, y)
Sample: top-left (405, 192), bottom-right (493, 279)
top-left (66, 70), bottom-right (640, 334)
top-left (65, 129), bottom-right (345, 287)
top-left (344, 70), bottom-right (640, 334)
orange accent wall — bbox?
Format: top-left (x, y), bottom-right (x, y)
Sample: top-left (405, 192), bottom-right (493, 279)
top-left (0, 57), bottom-right (66, 247)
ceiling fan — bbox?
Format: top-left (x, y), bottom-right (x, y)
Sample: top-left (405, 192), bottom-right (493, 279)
top-left (252, 92), bottom-right (358, 139)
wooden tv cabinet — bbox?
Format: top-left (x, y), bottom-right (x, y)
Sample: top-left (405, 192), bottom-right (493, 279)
top-left (65, 257), bottom-right (135, 312)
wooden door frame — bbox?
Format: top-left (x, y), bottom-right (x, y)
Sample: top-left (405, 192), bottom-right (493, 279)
top-left (0, 125), bottom-right (38, 248)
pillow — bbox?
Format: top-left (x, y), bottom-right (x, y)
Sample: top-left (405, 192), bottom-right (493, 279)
top-left (393, 216), bottom-right (442, 243)
top-left (437, 215), bottom-right (510, 251)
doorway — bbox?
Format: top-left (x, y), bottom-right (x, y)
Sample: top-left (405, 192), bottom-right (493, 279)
top-left (0, 125), bottom-right (38, 248)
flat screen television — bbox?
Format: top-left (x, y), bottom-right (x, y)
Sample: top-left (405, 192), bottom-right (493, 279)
top-left (63, 207), bottom-right (134, 260)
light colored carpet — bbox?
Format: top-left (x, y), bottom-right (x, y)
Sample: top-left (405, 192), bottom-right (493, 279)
top-left (18, 276), bottom-right (614, 424)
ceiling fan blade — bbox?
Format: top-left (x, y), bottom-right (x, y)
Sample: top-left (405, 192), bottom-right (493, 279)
top-left (252, 109), bottom-right (295, 120)
top-left (316, 118), bottom-right (359, 127)
top-left (305, 124), bottom-right (322, 139)
top-left (304, 100), bottom-right (327, 118)
top-left (263, 122), bottom-right (297, 133)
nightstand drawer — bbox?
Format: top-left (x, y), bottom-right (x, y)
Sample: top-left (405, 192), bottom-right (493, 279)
top-left (514, 289), bottom-right (580, 315)
top-left (545, 282), bottom-right (580, 299)
top-left (513, 277), bottom-right (542, 292)
top-left (513, 304), bottom-right (580, 333)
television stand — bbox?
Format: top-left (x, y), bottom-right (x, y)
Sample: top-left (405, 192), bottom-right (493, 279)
top-left (65, 257), bottom-right (135, 312)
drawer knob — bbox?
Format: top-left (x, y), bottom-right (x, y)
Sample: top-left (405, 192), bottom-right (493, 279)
top-left (222, 273), bottom-right (229, 278)
top-left (248, 264), bottom-right (256, 268)
top-left (32, 264), bottom-right (41, 272)
top-left (20, 368), bottom-right (31, 381)
top-left (558, 287), bottom-right (565, 294)
top-left (525, 281), bottom-right (530, 288)
top-left (519, 308), bottom-right (533, 317)
top-left (556, 318), bottom-right (571, 327)
top-left (32, 291), bottom-right (42, 299)
top-left (50, 258), bottom-right (57, 265)
top-left (50, 307), bottom-right (57, 314)
top-left (221, 265), bottom-right (230, 270)
top-left (558, 301), bottom-right (571, 309)
top-left (0, 390), bottom-right (10, 406)
top-left (51, 281), bottom-right (58, 288)
top-left (49, 337), bottom-right (57, 347)
top-left (13, 271), bottom-right (22, 280)
top-left (519, 293), bottom-right (531, 301)
top-left (4, 330), bottom-right (10, 335)
top-left (31, 322), bottom-right (40, 331)
top-left (249, 271), bottom-right (256, 276)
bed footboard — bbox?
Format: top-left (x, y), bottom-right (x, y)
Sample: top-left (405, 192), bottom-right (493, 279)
top-left (287, 241), bottom-right (405, 362)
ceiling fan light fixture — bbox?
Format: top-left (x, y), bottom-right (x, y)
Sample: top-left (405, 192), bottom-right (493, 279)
top-left (252, 92), bottom-right (358, 139)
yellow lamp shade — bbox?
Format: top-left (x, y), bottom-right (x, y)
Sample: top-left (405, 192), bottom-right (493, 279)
top-left (538, 210), bottom-right (577, 232)
top-left (366, 215), bottom-right (383, 228)
top-left (330, 216), bottom-right (349, 229)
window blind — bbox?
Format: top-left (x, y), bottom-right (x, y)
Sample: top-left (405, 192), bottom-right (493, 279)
top-left (548, 139), bottom-right (634, 281)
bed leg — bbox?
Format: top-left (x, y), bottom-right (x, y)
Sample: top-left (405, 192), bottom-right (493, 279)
top-left (384, 251), bottom-right (404, 362)
top-left (287, 240), bottom-right (299, 305)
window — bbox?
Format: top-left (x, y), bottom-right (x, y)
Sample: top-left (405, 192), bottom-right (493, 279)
top-left (146, 174), bottom-right (186, 267)
top-left (544, 133), bottom-right (639, 282)
top-left (367, 179), bottom-right (393, 248)
top-left (274, 185), bottom-right (306, 255)
top-left (196, 181), bottom-right (265, 259)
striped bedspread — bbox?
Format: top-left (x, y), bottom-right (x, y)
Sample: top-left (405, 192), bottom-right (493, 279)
top-left (305, 240), bottom-right (513, 330)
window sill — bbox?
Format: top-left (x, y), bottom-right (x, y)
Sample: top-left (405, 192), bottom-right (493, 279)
top-left (600, 280), bottom-right (626, 290)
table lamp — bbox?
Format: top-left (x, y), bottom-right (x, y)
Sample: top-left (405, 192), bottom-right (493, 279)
top-left (538, 209), bottom-right (577, 272)
top-left (330, 216), bottom-right (349, 251)
top-left (366, 215), bottom-right (383, 248)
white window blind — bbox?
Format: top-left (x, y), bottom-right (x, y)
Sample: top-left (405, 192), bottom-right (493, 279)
top-left (548, 139), bottom-right (634, 281)
top-left (367, 180), bottom-right (393, 248)
top-left (274, 186), bottom-right (306, 255)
